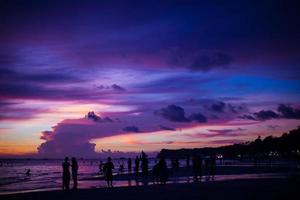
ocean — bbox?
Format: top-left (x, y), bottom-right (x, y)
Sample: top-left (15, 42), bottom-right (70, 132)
top-left (0, 158), bottom-right (164, 194)
top-left (0, 158), bottom-right (294, 194)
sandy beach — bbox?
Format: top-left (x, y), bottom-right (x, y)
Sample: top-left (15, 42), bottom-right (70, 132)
top-left (2, 177), bottom-right (299, 200)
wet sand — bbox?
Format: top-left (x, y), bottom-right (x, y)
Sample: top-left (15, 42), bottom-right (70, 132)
top-left (2, 177), bottom-right (299, 200)
top-left (1, 179), bottom-right (300, 200)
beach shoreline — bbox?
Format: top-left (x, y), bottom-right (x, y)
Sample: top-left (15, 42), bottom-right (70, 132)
top-left (2, 177), bottom-right (299, 200)
top-left (1, 164), bottom-right (298, 195)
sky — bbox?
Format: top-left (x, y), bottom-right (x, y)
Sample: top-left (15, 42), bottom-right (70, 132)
top-left (0, 0), bottom-right (300, 158)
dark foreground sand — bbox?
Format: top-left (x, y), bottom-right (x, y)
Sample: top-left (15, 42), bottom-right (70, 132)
top-left (2, 177), bottom-right (299, 200)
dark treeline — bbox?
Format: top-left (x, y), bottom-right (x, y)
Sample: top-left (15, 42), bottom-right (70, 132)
top-left (158, 127), bottom-right (300, 159)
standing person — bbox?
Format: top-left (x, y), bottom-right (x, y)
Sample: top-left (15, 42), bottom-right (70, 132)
top-left (134, 156), bottom-right (140, 175)
top-left (99, 160), bottom-right (103, 174)
top-left (141, 151), bottom-right (148, 178)
top-left (62, 157), bottom-right (71, 190)
top-left (210, 154), bottom-right (216, 181)
top-left (103, 157), bottom-right (114, 187)
top-left (192, 156), bottom-right (202, 181)
top-left (71, 157), bottom-right (78, 190)
top-left (158, 156), bottom-right (168, 184)
top-left (127, 158), bottom-right (132, 173)
top-left (152, 161), bottom-right (159, 184)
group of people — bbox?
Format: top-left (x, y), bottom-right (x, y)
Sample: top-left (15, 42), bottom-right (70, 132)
top-left (152, 156), bottom-right (168, 184)
top-left (62, 153), bottom-right (217, 190)
top-left (192, 155), bottom-right (216, 181)
top-left (62, 157), bottom-right (78, 190)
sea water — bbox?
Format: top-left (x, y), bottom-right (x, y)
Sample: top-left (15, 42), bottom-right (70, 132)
top-left (0, 158), bottom-right (293, 194)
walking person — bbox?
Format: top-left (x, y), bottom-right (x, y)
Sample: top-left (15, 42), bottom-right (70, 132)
top-left (71, 157), bottom-right (78, 189)
top-left (62, 157), bottom-right (71, 190)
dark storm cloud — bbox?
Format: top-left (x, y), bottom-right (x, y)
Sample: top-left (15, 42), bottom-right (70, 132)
top-left (239, 114), bottom-right (257, 121)
top-left (86, 112), bottom-right (114, 122)
top-left (156, 105), bottom-right (189, 122)
top-left (239, 104), bottom-right (300, 121)
top-left (122, 126), bottom-right (140, 133)
top-left (188, 112), bottom-right (207, 123)
top-left (206, 101), bottom-right (246, 114)
top-left (277, 104), bottom-right (300, 119)
top-left (254, 110), bottom-right (279, 120)
top-left (96, 84), bottom-right (126, 92)
top-left (156, 105), bottom-right (207, 123)
top-left (210, 101), bottom-right (226, 112)
top-left (111, 84), bottom-right (126, 92)
top-left (86, 111), bottom-right (100, 121)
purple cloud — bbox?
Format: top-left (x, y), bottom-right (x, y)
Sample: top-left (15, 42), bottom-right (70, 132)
top-left (159, 125), bottom-right (176, 131)
top-left (277, 104), bottom-right (300, 119)
top-left (188, 112), bottom-right (207, 123)
top-left (156, 105), bottom-right (190, 122)
top-left (254, 110), bottom-right (279, 120)
top-left (123, 126), bottom-right (140, 133)
top-left (37, 111), bottom-right (179, 157)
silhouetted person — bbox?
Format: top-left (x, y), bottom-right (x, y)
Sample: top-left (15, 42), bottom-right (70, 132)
top-left (103, 157), bottom-right (114, 187)
top-left (127, 158), bottom-right (132, 172)
top-left (209, 155), bottom-right (216, 181)
top-left (71, 157), bottom-right (78, 189)
top-left (158, 156), bottom-right (168, 184)
top-left (141, 151), bottom-right (148, 178)
top-left (192, 156), bottom-right (202, 181)
top-left (134, 156), bottom-right (140, 175)
top-left (171, 159), bottom-right (176, 170)
top-left (175, 158), bottom-right (179, 169)
top-left (25, 169), bottom-right (31, 176)
top-left (186, 154), bottom-right (190, 168)
top-left (99, 160), bottom-right (103, 173)
top-left (119, 163), bottom-right (124, 174)
top-left (204, 157), bottom-right (210, 180)
top-left (62, 157), bottom-right (71, 190)
top-left (152, 161), bottom-right (159, 184)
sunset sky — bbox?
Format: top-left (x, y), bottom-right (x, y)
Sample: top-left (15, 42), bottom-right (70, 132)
top-left (0, 0), bottom-right (300, 157)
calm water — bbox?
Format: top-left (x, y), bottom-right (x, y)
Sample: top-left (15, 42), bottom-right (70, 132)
top-left (0, 158), bottom-right (293, 195)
